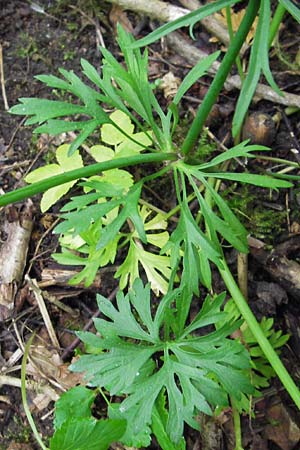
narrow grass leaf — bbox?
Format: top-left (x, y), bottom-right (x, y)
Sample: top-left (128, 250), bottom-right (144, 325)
top-left (130, 0), bottom-right (240, 48)
top-left (207, 172), bottom-right (293, 188)
top-left (279, 0), bottom-right (300, 23)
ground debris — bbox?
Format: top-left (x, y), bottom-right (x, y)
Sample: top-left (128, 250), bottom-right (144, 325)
top-left (0, 201), bottom-right (33, 321)
top-left (264, 402), bottom-right (300, 450)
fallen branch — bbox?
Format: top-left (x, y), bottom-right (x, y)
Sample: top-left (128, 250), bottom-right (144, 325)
top-left (0, 44), bottom-right (9, 110)
top-left (106, 0), bottom-right (248, 53)
top-left (105, 0), bottom-right (300, 109)
top-left (38, 267), bottom-right (101, 289)
top-left (0, 374), bottom-right (59, 402)
top-left (167, 32), bottom-right (300, 108)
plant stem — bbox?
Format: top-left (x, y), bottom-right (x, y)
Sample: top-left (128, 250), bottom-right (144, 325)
top-left (0, 153), bottom-right (177, 207)
top-left (181, 0), bottom-right (260, 156)
top-left (219, 259), bottom-right (300, 409)
top-left (269, 3), bottom-right (286, 48)
top-left (22, 333), bottom-right (49, 450)
top-left (231, 397), bottom-right (244, 450)
top-left (225, 6), bottom-right (245, 82)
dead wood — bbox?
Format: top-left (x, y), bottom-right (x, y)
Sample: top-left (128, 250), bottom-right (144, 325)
top-left (0, 201), bottom-right (34, 320)
top-left (105, 0), bottom-right (300, 108)
top-left (106, 0), bottom-right (248, 53)
top-left (38, 267), bottom-right (101, 289)
top-left (178, 0), bottom-right (249, 54)
top-left (107, 0), bottom-right (188, 22)
top-left (166, 32), bottom-right (300, 109)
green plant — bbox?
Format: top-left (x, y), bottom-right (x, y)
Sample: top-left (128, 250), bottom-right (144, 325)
top-left (15, 32), bottom-right (39, 59)
top-left (49, 386), bottom-right (126, 450)
top-left (1, 0), bottom-right (300, 448)
top-left (71, 279), bottom-right (253, 446)
top-left (217, 298), bottom-right (290, 411)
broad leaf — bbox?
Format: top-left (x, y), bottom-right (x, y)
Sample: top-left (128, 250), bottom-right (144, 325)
top-left (50, 418), bottom-right (126, 450)
top-left (101, 110), bottom-right (134, 144)
top-left (53, 386), bottom-right (96, 430)
top-left (109, 403), bottom-right (152, 448)
top-left (50, 385), bottom-right (126, 450)
top-left (115, 206), bottom-right (171, 294)
top-left (116, 241), bottom-right (172, 295)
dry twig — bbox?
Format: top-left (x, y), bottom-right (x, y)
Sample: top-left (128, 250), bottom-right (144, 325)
top-left (0, 44), bottom-right (9, 110)
top-left (25, 275), bottom-right (60, 349)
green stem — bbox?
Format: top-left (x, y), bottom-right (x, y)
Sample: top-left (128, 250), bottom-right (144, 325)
top-left (225, 6), bottom-right (245, 82)
top-left (269, 3), bottom-right (286, 48)
top-left (219, 259), bottom-right (300, 409)
top-left (0, 153), bottom-right (177, 207)
top-left (256, 155), bottom-right (299, 167)
top-left (181, 0), bottom-right (260, 156)
top-left (231, 398), bottom-right (244, 450)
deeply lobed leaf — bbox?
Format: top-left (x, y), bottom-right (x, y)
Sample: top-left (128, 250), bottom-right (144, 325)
top-left (71, 279), bottom-right (253, 444)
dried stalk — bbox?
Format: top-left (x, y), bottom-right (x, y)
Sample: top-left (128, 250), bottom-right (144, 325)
top-left (25, 275), bottom-right (60, 349)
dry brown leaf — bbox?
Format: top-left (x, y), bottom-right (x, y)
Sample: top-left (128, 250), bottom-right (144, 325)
top-left (290, 221), bottom-right (300, 234)
top-left (265, 403), bottom-right (300, 450)
top-left (7, 443), bottom-right (33, 450)
top-left (40, 214), bottom-right (56, 230)
top-left (25, 339), bottom-right (84, 410)
top-left (212, 7), bottom-right (258, 45)
top-left (160, 71), bottom-right (181, 100)
top-left (109, 5), bottom-right (134, 34)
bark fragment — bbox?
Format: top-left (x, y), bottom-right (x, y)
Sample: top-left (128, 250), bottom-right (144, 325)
top-left (0, 200), bottom-right (33, 320)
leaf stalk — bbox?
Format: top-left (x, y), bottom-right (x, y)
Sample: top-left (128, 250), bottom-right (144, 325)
top-left (0, 153), bottom-right (177, 207)
top-left (219, 259), bottom-right (300, 408)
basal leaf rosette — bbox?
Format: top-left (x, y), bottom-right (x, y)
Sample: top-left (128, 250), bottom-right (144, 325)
top-left (71, 279), bottom-right (253, 444)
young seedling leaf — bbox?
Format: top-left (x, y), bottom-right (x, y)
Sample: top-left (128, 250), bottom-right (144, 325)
top-left (101, 110), bottom-right (134, 145)
top-left (25, 144), bottom-right (83, 212)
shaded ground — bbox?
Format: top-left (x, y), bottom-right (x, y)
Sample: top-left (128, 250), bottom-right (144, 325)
top-left (1, 1), bottom-right (300, 449)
